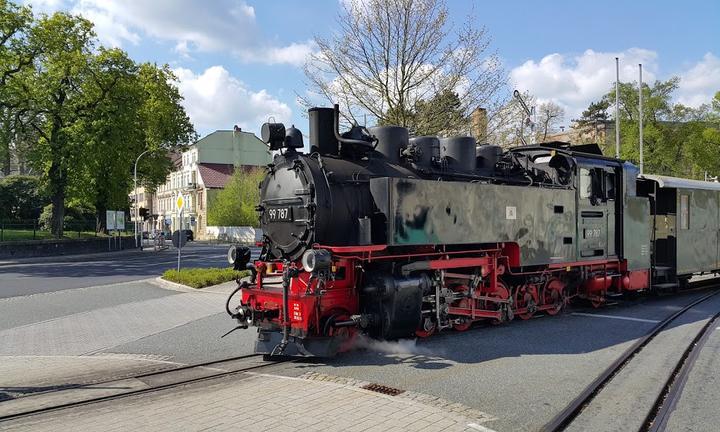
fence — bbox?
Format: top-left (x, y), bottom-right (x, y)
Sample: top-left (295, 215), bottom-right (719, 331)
top-left (0, 219), bottom-right (130, 242)
top-left (205, 226), bottom-right (262, 244)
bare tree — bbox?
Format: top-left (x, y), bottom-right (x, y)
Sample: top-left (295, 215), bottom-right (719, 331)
top-left (486, 90), bottom-right (536, 147)
top-left (301, 0), bottom-right (506, 133)
top-left (536, 101), bottom-right (565, 142)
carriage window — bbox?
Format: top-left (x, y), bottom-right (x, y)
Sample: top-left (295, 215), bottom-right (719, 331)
top-left (680, 194), bottom-right (689, 229)
top-left (579, 168), bottom-right (592, 199)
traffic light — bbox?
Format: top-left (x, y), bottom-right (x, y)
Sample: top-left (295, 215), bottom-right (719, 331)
top-left (139, 208), bottom-right (149, 220)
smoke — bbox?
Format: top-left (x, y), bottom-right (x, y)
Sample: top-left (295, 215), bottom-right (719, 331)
top-left (351, 334), bottom-right (439, 356)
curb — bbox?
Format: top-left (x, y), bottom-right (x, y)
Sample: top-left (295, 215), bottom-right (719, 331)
top-left (147, 277), bottom-right (238, 294)
top-left (0, 247), bottom-right (150, 266)
top-left (148, 277), bottom-right (199, 293)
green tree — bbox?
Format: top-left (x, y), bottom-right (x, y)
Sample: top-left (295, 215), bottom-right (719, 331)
top-left (411, 90), bottom-right (466, 136)
top-left (686, 91), bottom-right (720, 177)
top-left (0, 0), bottom-right (35, 176)
top-left (207, 168), bottom-right (265, 227)
top-left (584, 78), bottom-right (719, 178)
top-left (0, 175), bottom-right (43, 220)
top-left (5, 10), bottom-right (195, 237)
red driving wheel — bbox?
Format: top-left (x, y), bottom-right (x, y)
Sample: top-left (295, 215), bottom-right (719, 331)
top-left (453, 298), bottom-right (472, 331)
top-left (543, 278), bottom-right (566, 315)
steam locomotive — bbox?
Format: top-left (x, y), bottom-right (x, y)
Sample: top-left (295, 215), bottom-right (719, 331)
top-left (225, 105), bottom-right (720, 357)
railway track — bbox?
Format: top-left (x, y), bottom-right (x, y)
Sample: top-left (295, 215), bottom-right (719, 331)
top-left (0, 353), bottom-right (290, 422)
top-left (542, 288), bottom-right (720, 432)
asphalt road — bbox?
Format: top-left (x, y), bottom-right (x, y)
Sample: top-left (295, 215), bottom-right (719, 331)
top-left (0, 242), bottom-right (232, 298)
top-left (272, 289), bottom-right (720, 432)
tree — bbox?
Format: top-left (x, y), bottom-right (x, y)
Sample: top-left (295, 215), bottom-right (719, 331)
top-left (486, 90), bottom-right (536, 147)
top-left (208, 168), bottom-right (265, 227)
top-left (5, 10), bottom-right (196, 237)
top-left (536, 101), bottom-right (565, 142)
top-left (412, 90), bottom-right (466, 136)
top-left (302, 0), bottom-right (506, 133)
top-left (0, 175), bottom-right (43, 220)
top-left (0, 0), bottom-right (35, 176)
top-left (583, 78), bottom-right (719, 178)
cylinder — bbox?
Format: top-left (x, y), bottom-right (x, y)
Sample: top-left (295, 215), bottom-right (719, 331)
top-left (408, 136), bottom-right (440, 169)
top-left (476, 145), bottom-right (502, 175)
top-left (440, 137), bottom-right (476, 172)
top-left (369, 126), bottom-right (408, 164)
top-left (308, 107), bottom-right (338, 156)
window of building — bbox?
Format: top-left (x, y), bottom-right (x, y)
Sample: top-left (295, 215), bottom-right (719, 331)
top-left (680, 194), bottom-right (689, 229)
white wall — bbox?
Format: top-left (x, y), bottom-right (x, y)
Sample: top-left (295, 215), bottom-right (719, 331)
top-left (205, 226), bottom-right (262, 243)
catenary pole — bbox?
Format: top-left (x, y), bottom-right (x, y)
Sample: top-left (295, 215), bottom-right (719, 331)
top-left (639, 64), bottom-right (644, 175)
top-left (615, 57), bottom-right (620, 159)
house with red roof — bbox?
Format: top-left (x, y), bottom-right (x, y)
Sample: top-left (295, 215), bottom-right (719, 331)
top-left (132, 127), bottom-right (270, 240)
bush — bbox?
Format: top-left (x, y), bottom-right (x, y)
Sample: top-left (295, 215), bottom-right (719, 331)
top-left (162, 267), bottom-right (249, 288)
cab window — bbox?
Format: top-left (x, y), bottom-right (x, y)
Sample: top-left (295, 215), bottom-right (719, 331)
top-left (579, 168), bottom-right (592, 199)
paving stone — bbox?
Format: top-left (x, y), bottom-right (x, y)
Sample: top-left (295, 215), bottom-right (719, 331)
top-left (0, 372), bottom-right (489, 432)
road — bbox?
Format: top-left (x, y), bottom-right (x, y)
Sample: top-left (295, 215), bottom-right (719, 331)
top-left (0, 242), bottom-right (232, 298)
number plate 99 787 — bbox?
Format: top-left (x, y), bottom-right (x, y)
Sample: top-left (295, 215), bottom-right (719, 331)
top-left (268, 207), bottom-right (292, 222)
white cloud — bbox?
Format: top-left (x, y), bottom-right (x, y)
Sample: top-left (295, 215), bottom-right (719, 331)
top-left (174, 66), bottom-right (292, 135)
top-left (510, 49), bottom-right (720, 123)
top-left (510, 48), bottom-right (659, 122)
top-left (677, 53), bottom-right (720, 107)
top-left (25, 0), bottom-right (314, 66)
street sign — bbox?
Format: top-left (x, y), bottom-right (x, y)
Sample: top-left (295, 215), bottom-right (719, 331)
top-left (176, 193), bottom-right (185, 212)
top-left (116, 211), bottom-right (125, 230)
top-left (172, 230), bottom-right (187, 248)
top-left (106, 210), bottom-right (116, 231)
top-left (190, 216), bottom-right (196, 226)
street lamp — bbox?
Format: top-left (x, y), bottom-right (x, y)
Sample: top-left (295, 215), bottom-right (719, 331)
top-left (134, 149), bottom-right (153, 249)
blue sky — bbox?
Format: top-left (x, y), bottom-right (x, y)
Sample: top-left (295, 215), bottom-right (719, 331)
top-left (23, 0), bottom-right (720, 137)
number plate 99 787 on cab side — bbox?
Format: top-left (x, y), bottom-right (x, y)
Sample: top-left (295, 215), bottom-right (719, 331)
top-left (267, 206), bottom-right (292, 222)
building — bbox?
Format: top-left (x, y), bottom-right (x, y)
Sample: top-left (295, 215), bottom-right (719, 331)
top-left (131, 128), bottom-right (271, 239)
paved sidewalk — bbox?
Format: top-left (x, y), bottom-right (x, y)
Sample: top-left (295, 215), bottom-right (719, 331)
top-left (0, 371), bottom-right (498, 432)
top-left (0, 290), bottom-right (223, 356)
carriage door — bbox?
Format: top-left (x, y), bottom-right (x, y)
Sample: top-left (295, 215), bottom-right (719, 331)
top-left (577, 164), bottom-right (609, 260)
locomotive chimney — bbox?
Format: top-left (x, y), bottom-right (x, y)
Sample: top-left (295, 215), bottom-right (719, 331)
top-left (308, 107), bottom-right (339, 156)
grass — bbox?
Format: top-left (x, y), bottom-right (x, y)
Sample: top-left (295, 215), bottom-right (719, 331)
top-left (0, 228), bottom-right (114, 242)
top-left (162, 267), bottom-right (249, 289)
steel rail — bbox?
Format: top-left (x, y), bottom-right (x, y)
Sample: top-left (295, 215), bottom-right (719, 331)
top-left (541, 288), bottom-right (720, 432)
top-left (0, 353), bottom-right (290, 422)
top-left (644, 311), bottom-right (720, 431)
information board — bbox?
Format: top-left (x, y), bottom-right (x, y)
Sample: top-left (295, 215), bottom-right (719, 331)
top-left (116, 211), bottom-right (125, 230)
top-left (106, 210), bottom-right (116, 230)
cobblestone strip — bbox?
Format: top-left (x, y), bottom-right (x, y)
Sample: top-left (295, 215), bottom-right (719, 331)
top-left (298, 371), bottom-right (498, 425)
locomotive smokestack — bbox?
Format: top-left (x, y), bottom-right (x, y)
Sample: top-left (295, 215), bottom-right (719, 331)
top-left (308, 107), bottom-right (339, 156)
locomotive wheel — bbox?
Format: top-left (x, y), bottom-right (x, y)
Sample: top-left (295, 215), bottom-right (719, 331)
top-left (543, 278), bottom-right (566, 316)
top-left (489, 281), bottom-right (510, 325)
top-left (415, 317), bottom-right (436, 338)
top-left (453, 298), bottom-right (472, 331)
top-left (590, 294), bottom-right (606, 308)
top-left (514, 284), bottom-right (538, 320)
top-left (323, 313), bottom-right (356, 352)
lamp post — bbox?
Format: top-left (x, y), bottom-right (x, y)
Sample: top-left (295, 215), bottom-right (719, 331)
top-left (134, 149), bottom-right (153, 249)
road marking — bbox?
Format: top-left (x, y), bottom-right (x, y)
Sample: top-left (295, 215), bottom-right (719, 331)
top-left (572, 312), bottom-right (660, 323)
top-left (467, 423), bottom-right (498, 432)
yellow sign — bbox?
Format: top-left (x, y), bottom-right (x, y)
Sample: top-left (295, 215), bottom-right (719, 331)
top-left (176, 193), bottom-right (185, 211)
